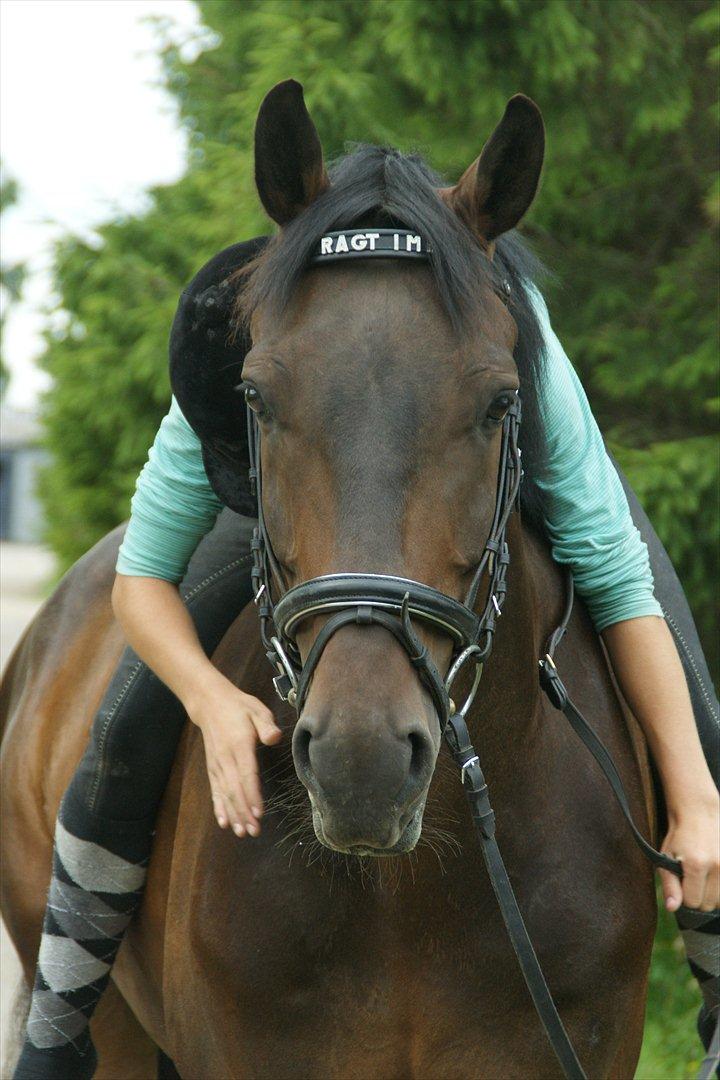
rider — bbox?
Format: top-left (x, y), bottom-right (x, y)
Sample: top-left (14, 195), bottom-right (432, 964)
top-left (13, 236), bottom-right (720, 1079)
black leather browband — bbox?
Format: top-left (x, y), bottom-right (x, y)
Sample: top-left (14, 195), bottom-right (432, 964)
top-left (310, 229), bottom-right (432, 264)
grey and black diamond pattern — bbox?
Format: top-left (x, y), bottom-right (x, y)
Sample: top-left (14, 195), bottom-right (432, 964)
top-left (27, 989), bottom-right (95, 1051)
top-left (26, 821), bottom-right (147, 1050)
top-left (55, 819), bottom-right (146, 893)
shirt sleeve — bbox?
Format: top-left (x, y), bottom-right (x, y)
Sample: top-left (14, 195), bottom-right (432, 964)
top-left (528, 286), bottom-right (663, 632)
top-left (115, 396), bottom-right (224, 583)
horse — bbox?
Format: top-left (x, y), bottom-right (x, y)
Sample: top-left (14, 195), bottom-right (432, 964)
top-left (1, 81), bottom-right (659, 1079)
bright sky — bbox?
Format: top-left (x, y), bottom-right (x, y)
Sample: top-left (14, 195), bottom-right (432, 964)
top-left (0, 0), bottom-right (209, 409)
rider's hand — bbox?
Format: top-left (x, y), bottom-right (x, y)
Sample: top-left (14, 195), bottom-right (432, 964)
top-left (187, 678), bottom-right (281, 837)
top-left (660, 789), bottom-right (720, 912)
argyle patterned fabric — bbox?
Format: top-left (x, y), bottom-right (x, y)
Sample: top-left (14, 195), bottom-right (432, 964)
top-left (13, 809), bottom-right (151, 1079)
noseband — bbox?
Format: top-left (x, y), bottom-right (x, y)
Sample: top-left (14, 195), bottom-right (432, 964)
top-left (240, 228), bottom-right (686, 1080)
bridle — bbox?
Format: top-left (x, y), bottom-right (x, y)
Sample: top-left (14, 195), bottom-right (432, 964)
top-left (241, 229), bottom-right (695, 1080)
top-left (247, 379), bottom-right (521, 728)
top-left (247, 227), bottom-right (520, 728)
top-left (246, 229), bottom-right (521, 729)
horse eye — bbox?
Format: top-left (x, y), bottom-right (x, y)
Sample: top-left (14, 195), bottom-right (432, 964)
top-left (237, 382), bottom-right (266, 415)
top-left (485, 392), bottom-right (515, 425)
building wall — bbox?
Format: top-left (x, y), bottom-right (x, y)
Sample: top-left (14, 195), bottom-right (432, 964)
top-left (0, 446), bottom-right (48, 542)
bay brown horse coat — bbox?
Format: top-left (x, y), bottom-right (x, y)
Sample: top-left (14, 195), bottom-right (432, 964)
top-left (1, 82), bottom-right (657, 1078)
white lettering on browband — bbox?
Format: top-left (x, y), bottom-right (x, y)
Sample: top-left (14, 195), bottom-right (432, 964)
top-left (317, 231), bottom-right (426, 257)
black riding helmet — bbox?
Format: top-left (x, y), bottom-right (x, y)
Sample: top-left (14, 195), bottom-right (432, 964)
top-left (169, 236), bottom-right (268, 516)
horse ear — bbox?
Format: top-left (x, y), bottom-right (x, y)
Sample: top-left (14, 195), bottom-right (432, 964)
top-left (254, 80), bottom-right (329, 226)
top-left (444, 95), bottom-right (545, 242)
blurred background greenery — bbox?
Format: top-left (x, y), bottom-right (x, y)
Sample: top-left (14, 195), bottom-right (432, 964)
top-left (10, 1), bottom-right (719, 1075)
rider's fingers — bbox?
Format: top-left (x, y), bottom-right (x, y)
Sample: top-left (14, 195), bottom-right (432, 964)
top-left (230, 754), bottom-right (260, 836)
top-left (237, 766), bottom-right (263, 823)
top-left (249, 704), bottom-right (282, 747)
top-left (234, 729), bottom-right (265, 819)
top-left (220, 762), bottom-right (255, 837)
top-left (679, 856), bottom-right (707, 911)
top-left (660, 866), bottom-right (683, 912)
top-left (702, 858), bottom-right (720, 911)
top-left (208, 765), bottom-right (229, 828)
top-left (215, 769), bottom-right (248, 837)
top-left (211, 790), bottom-right (229, 829)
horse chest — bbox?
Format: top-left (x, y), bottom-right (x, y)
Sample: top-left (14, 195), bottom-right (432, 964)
top-left (155, 720), bottom-right (655, 1079)
top-left (163, 833), bottom-right (562, 1079)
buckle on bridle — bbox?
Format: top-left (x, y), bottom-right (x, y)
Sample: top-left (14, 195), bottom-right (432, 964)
top-left (461, 754), bottom-right (480, 784)
top-left (269, 635), bottom-right (299, 706)
top-left (445, 644), bottom-right (484, 722)
top-left (538, 653), bottom-right (568, 711)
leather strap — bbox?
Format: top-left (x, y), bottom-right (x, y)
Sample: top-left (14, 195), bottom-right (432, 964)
top-left (293, 598), bottom-right (452, 723)
top-left (539, 658), bottom-right (682, 877)
top-left (309, 228), bottom-right (433, 264)
top-left (440, 569), bottom-right (685, 1080)
top-left (274, 573), bottom-right (480, 648)
top-left (539, 571), bottom-right (683, 880)
top-left (445, 713), bottom-right (586, 1079)
top-left (248, 396), bottom-right (523, 710)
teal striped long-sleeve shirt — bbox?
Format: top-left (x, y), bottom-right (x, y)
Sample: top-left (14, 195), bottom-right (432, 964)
top-left (116, 290), bottom-right (663, 632)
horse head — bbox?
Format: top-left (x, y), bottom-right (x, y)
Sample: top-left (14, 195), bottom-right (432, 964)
top-left (238, 80), bottom-right (545, 856)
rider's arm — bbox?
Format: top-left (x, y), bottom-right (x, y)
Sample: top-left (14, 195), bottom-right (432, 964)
top-left (116, 396), bottom-right (224, 581)
top-left (113, 397), bottom-right (280, 838)
top-left (530, 287), bottom-right (719, 912)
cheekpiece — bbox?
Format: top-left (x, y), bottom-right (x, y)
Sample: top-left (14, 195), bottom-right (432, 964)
top-left (310, 229), bottom-right (432, 264)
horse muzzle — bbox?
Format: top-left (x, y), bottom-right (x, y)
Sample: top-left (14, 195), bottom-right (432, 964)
top-left (309, 797), bottom-right (426, 856)
top-left (292, 683), bottom-right (437, 854)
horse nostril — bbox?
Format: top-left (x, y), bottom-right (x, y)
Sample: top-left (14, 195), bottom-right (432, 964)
top-left (292, 723), bottom-right (313, 784)
top-left (408, 729), bottom-right (432, 782)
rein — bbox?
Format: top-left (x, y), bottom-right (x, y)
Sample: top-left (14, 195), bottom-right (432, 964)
top-left (242, 229), bottom-right (684, 1080)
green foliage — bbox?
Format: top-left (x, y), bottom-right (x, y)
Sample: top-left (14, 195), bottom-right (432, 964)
top-left (616, 436), bottom-right (720, 676)
top-left (39, 0), bottom-right (718, 684)
top-left (38, 144), bottom-right (265, 560)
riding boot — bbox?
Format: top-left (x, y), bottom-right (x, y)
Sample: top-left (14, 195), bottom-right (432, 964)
top-left (13, 790), bottom-right (155, 1080)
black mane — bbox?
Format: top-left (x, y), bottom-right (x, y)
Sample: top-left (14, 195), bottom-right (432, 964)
top-left (238, 144), bottom-right (550, 525)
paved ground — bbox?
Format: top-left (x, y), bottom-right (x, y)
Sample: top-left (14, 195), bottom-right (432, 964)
top-left (1, 543), bottom-right (57, 1074)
